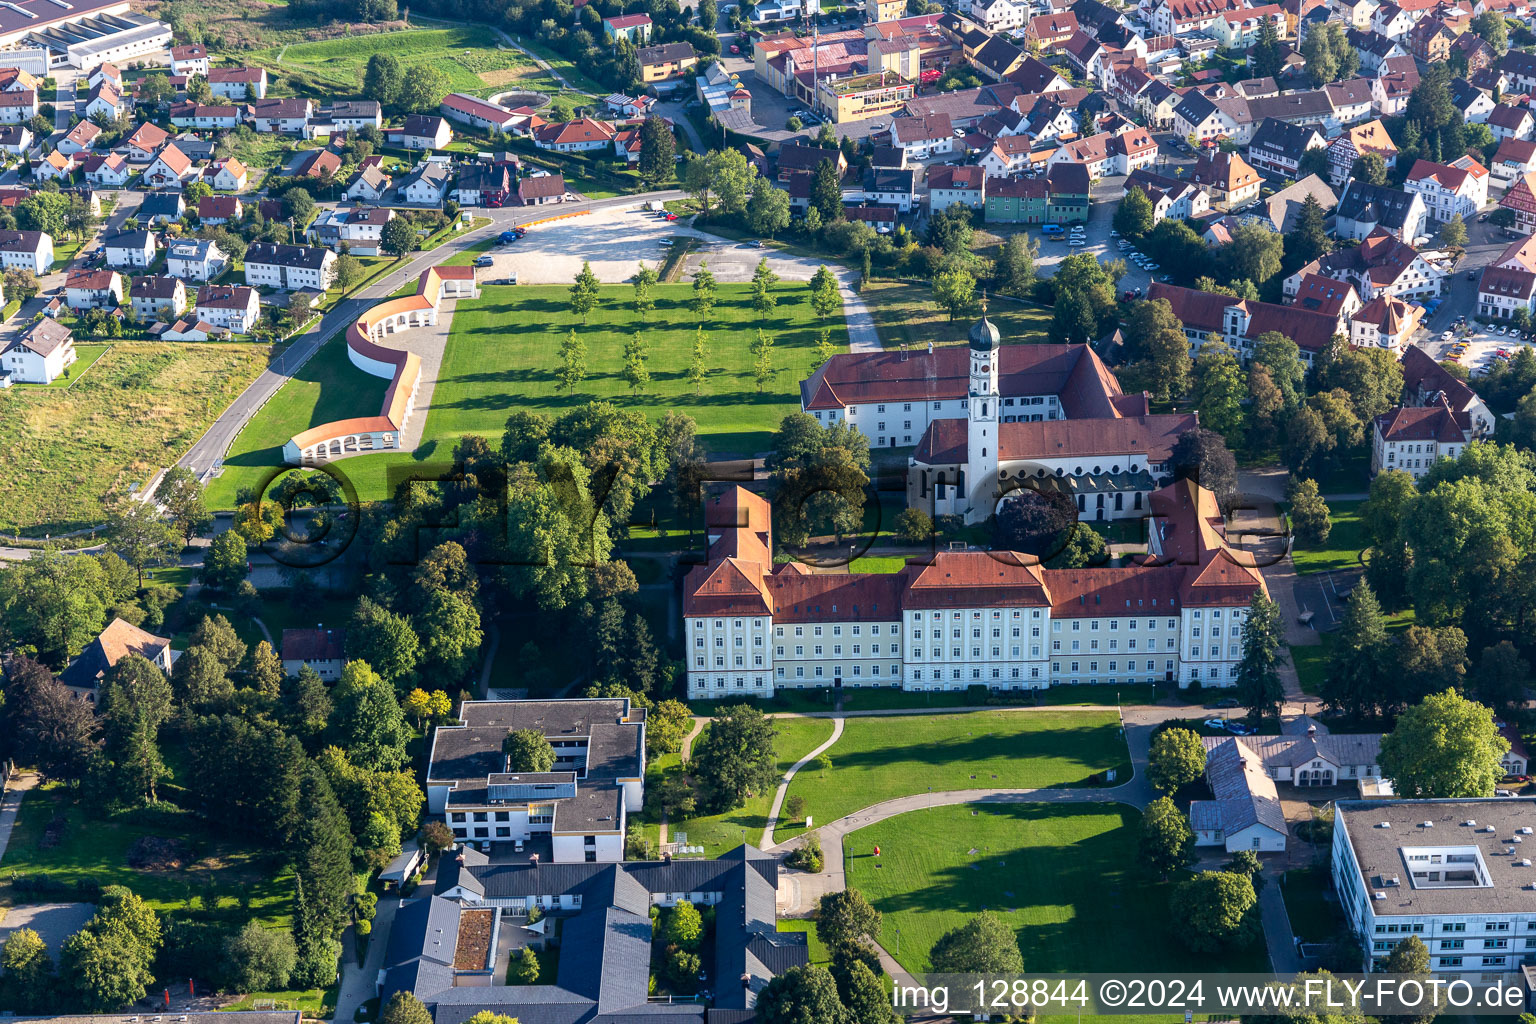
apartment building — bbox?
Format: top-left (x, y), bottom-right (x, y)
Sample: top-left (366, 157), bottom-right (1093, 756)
top-left (244, 242), bottom-right (337, 292)
top-left (1404, 157), bottom-right (1489, 224)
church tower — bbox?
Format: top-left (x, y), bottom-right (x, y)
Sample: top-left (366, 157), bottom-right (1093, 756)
top-left (965, 296), bottom-right (1000, 523)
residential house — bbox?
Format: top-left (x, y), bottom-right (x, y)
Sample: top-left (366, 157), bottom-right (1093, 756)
top-left (1146, 0), bottom-right (1249, 35)
top-left (102, 229), bottom-right (155, 268)
top-left (1326, 118), bottom-right (1399, 186)
top-left (129, 275), bottom-right (186, 320)
top-left (170, 43), bottom-right (210, 76)
top-left (143, 144), bottom-right (195, 188)
top-left (250, 98), bottom-right (314, 134)
top-left (0, 229), bottom-right (51, 274)
top-left (1247, 117), bottom-right (1327, 178)
top-left (1371, 0), bottom-right (1416, 37)
top-left (451, 166), bottom-right (511, 208)
top-left (1478, 232), bottom-right (1536, 319)
top-left (1371, 69), bottom-right (1418, 117)
top-left (197, 195), bottom-right (242, 227)
top-left (1, 318), bottom-right (72, 386)
top-left (329, 100), bottom-right (382, 131)
top-left (195, 284), bottom-right (261, 333)
top-left (1335, 179), bottom-right (1427, 240)
top-left (1404, 156), bottom-right (1489, 223)
top-left (534, 118), bottom-right (614, 152)
top-left (0, 124), bottom-right (31, 154)
top-left (33, 150), bottom-right (75, 184)
top-left (1025, 9), bottom-right (1079, 46)
top-left (1491, 139), bottom-right (1536, 193)
top-left (1211, 4), bottom-right (1286, 48)
top-left (58, 617), bottom-right (171, 700)
top-left (399, 162), bottom-right (451, 205)
top-left (124, 122), bottom-right (170, 162)
top-left (166, 238), bottom-right (227, 282)
top-left (518, 173), bottom-right (567, 206)
top-left (140, 191), bottom-right (185, 226)
top-left (244, 242), bottom-right (337, 292)
top-left (1047, 128), bottom-right (1159, 179)
top-left (1188, 151), bottom-right (1262, 211)
top-left (208, 67), bottom-right (268, 101)
top-left (1452, 30), bottom-right (1495, 72)
top-left (1252, 174), bottom-right (1338, 232)
top-left (970, 37), bottom-right (1027, 82)
top-left (602, 12), bottom-right (653, 43)
top-left (1324, 78), bottom-right (1375, 128)
top-left (1489, 103), bottom-right (1535, 142)
top-left (81, 152), bottom-right (127, 187)
top-left (160, 318), bottom-right (221, 341)
top-left (309, 206), bottom-right (394, 256)
top-left (1125, 168), bottom-right (1212, 223)
top-left (1407, 16), bottom-right (1455, 61)
top-left (890, 113), bottom-right (955, 160)
top-left (58, 120), bottom-right (99, 157)
top-left (65, 268), bottom-right (122, 310)
top-left (1372, 396), bottom-right (1475, 478)
top-left (978, 134), bottom-right (1035, 179)
top-left (1498, 170), bottom-right (1536, 233)
top-left (1450, 76), bottom-right (1497, 124)
top-left (345, 163), bottom-right (393, 202)
top-left (859, 168), bottom-right (920, 212)
top-left (1188, 745), bottom-right (1289, 852)
top-left (209, 158), bottom-right (247, 192)
top-left (294, 148), bottom-right (341, 183)
top-left (280, 627), bottom-right (346, 681)
top-left (0, 89), bottom-right (36, 124)
top-left (928, 164), bottom-right (986, 215)
top-left (637, 41), bottom-right (698, 82)
top-left (1290, 273), bottom-right (1364, 320)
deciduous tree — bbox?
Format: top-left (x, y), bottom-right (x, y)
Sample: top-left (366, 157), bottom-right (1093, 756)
top-left (1381, 689), bottom-right (1509, 797)
top-left (1140, 796), bottom-right (1194, 878)
top-left (1148, 728), bottom-right (1206, 793)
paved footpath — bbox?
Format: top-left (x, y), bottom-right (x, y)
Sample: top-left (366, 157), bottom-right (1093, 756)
top-left (760, 716), bottom-right (845, 848)
top-left (0, 772), bottom-right (37, 865)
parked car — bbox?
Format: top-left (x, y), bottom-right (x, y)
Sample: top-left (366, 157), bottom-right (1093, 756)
top-left (473, 254), bottom-right (495, 267)
top-left (1203, 718), bottom-right (1229, 731)
top-left (1227, 722), bottom-right (1256, 736)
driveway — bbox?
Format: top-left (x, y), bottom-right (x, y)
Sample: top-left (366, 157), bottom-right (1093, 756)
top-left (0, 903), bottom-right (96, 955)
top-left (333, 894), bottom-right (398, 1024)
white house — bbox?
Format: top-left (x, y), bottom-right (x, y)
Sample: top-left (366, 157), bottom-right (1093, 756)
top-left (244, 242), bottom-right (336, 292)
top-left (0, 124), bottom-right (31, 155)
top-left (279, 627), bottom-right (346, 681)
top-left (328, 99), bottom-right (382, 131)
top-left (928, 164), bottom-right (986, 215)
top-left (57, 120), bottom-right (99, 157)
top-left (103, 229), bottom-right (156, 269)
top-left (82, 152), bottom-right (128, 186)
top-left (34, 150), bottom-right (76, 183)
top-left (399, 162), bottom-right (451, 205)
top-left (1188, 738), bottom-right (1289, 853)
top-left (143, 143), bottom-right (196, 188)
top-left (166, 238), bottom-right (227, 283)
top-left (345, 164), bottom-right (392, 202)
top-left (0, 318), bottom-right (72, 384)
top-left (250, 98), bottom-right (314, 134)
top-left (129, 275), bottom-right (186, 320)
top-left (0, 90), bottom-right (37, 124)
top-left (195, 284), bottom-right (261, 333)
top-left (209, 158), bottom-right (248, 192)
top-left (309, 206), bottom-right (393, 257)
top-left (208, 67), bottom-right (267, 101)
top-left (170, 44), bottom-right (210, 77)
top-left (124, 122), bottom-right (170, 162)
top-left (399, 114), bottom-right (453, 151)
top-left (0, 230), bottom-right (52, 274)
top-left (1405, 157), bottom-right (1489, 223)
top-left (890, 113), bottom-right (955, 160)
top-left (65, 268), bottom-right (122, 311)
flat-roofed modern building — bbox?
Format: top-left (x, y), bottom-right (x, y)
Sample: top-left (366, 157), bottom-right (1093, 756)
top-left (427, 698), bottom-right (645, 863)
top-left (0, 0), bottom-right (172, 71)
top-left (1333, 798), bottom-right (1536, 975)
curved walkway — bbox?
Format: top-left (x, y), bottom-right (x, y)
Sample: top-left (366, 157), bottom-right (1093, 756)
top-left (760, 716), bottom-right (844, 847)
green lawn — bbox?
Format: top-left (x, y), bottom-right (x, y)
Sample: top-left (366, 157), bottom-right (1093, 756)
top-left (207, 281), bottom-right (847, 508)
top-left (9, 343), bottom-right (111, 389)
top-left (775, 919), bottom-right (831, 964)
top-left (0, 783), bottom-right (295, 927)
top-left (845, 803), bottom-right (1269, 975)
top-left (248, 27), bottom-right (567, 99)
top-left (646, 716), bottom-right (835, 857)
top-left (50, 235), bottom-right (87, 271)
top-left (0, 342), bottom-right (271, 533)
top-left (1281, 866), bottom-right (1339, 944)
top-left (1290, 607), bottom-right (1416, 694)
top-left (863, 280), bottom-right (1050, 351)
top-left (775, 710), bottom-right (1128, 841)
top-left (1290, 500), bottom-right (1366, 575)
top-left (204, 333), bottom-right (387, 509)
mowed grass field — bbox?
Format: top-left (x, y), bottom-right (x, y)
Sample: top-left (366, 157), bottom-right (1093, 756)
top-left (248, 27), bottom-right (564, 99)
top-left (207, 280), bottom-right (847, 507)
top-left (774, 710), bottom-right (1129, 841)
top-left (845, 803), bottom-right (1270, 975)
top-left (640, 715), bottom-right (835, 858)
top-left (0, 342), bottom-right (271, 533)
top-left (1289, 499), bottom-right (1366, 576)
top-left (862, 280), bottom-right (1050, 351)
top-left (205, 333), bottom-right (387, 509)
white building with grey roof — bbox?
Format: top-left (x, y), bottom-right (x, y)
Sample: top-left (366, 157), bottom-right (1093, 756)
top-left (427, 698), bottom-right (645, 863)
top-left (1333, 798), bottom-right (1536, 975)
top-left (384, 844), bottom-right (802, 1024)
top-left (1189, 737), bottom-right (1289, 853)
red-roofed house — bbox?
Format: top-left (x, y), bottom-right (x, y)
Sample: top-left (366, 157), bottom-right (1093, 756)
top-left (1404, 156), bottom-right (1489, 222)
top-left (534, 118), bottom-right (615, 152)
top-left (281, 627), bottom-right (347, 680)
top-left (1350, 293), bottom-right (1422, 352)
top-left (928, 164), bottom-right (986, 214)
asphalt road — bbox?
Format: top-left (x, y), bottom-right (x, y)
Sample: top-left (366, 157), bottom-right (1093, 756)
top-left (174, 189), bottom-right (685, 482)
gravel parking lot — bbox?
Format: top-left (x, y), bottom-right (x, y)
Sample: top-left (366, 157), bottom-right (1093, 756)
top-left (1425, 323), bottom-right (1536, 374)
top-left (1031, 198), bottom-right (1158, 295)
